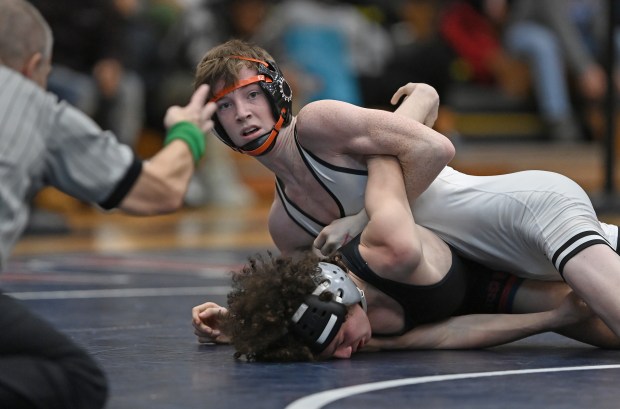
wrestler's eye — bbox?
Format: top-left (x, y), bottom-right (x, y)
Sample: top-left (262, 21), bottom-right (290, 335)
top-left (248, 90), bottom-right (260, 100)
top-left (217, 101), bottom-right (232, 111)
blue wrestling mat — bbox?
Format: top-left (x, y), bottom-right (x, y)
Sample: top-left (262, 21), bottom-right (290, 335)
top-left (3, 249), bottom-right (620, 409)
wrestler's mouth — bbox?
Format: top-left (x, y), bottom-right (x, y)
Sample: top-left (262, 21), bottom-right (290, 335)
top-left (241, 126), bottom-right (261, 138)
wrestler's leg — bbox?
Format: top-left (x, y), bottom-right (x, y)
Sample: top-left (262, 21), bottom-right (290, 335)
top-left (512, 278), bottom-right (620, 348)
top-left (416, 169), bottom-right (619, 281)
top-left (562, 244), bottom-right (620, 343)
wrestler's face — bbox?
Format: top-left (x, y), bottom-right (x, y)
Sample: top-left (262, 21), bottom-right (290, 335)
top-left (213, 66), bottom-right (275, 148)
top-left (319, 304), bottom-right (372, 360)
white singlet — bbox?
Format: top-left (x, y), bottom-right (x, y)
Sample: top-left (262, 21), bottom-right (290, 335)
top-left (413, 166), bottom-right (615, 280)
top-left (280, 144), bottom-right (617, 280)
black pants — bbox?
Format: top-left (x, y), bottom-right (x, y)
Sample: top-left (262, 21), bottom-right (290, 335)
top-left (0, 293), bottom-right (108, 408)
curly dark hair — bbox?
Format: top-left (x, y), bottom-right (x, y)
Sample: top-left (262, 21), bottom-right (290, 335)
top-left (222, 252), bottom-right (342, 362)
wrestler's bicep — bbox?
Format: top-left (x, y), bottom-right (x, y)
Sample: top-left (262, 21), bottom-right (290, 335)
top-left (297, 100), bottom-right (399, 155)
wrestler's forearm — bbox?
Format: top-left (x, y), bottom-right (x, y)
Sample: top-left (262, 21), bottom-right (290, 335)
top-left (391, 84), bottom-right (454, 202)
top-left (119, 141), bottom-right (193, 215)
top-left (368, 311), bottom-right (571, 351)
top-left (394, 122), bottom-right (454, 203)
top-left (427, 312), bottom-right (567, 349)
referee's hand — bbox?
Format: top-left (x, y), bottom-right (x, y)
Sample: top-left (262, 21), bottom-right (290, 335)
top-left (164, 84), bottom-right (217, 134)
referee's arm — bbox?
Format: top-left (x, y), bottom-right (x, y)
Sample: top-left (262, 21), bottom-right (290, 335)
top-left (106, 85), bottom-right (216, 215)
top-left (116, 140), bottom-right (195, 215)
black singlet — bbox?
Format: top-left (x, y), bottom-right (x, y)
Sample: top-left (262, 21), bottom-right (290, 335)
top-left (339, 234), bottom-right (522, 336)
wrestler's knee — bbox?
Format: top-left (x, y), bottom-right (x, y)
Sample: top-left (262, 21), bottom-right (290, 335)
top-left (562, 245), bottom-right (620, 335)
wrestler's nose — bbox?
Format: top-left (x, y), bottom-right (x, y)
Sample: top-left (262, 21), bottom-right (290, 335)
top-left (235, 100), bottom-right (252, 121)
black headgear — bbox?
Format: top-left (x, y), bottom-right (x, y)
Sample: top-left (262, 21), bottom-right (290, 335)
top-left (290, 294), bottom-right (347, 353)
top-left (210, 56), bottom-right (292, 156)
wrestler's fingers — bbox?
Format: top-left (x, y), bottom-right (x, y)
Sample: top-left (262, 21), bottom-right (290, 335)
top-left (192, 315), bottom-right (211, 330)
top-left (192, 302), bottom-right (220, 323)
top-left (319, 240), bottom-right (338, 257)
top-left (199, 306), bottom-right (227, 318)
top-left (390, 83), bottom-right (416, 105)
top-left (390, 88), bottom-right (405, 106)
top-left (313, 233), bottom-right (327, 251)
top-left (322, 237), bottom-right (338, 256)
top-left (192, 301), bottom-right (221, 313)
top-left (314, 234), bottom-right (335, 257)
top-left (196, 334), bottom-right (218, 344)
top-left (191, 302), bottom-right (209, 320)
top-left (194, 325), bottom-right (221, 338)
top-left (192, 318), bottom-right (222, 338)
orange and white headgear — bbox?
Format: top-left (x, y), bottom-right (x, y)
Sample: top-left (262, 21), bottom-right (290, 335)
top-left (210, 56), bottom-right (292, 156)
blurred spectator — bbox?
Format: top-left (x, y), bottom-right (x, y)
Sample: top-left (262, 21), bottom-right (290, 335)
top-left (441, 0), bottom-right (619, 142)
top-left (440, 1), bottom-right (531, 101)
top-left (158, 0), bottom-right (272, 108)
top-left (555, 0), bottom-right (618, 139)
top-left (29, 0), bottom-right (146, 148)
top-left (354, 0), bottom-right (457, 138)
top-left (118, 0), bottom-right (183, 130)
top-left (357, 1), bottom-right (451, 104)
top-left (503, 0), bottom-right (608, 141)
top-left (253, 0), bottom-right (393, 108)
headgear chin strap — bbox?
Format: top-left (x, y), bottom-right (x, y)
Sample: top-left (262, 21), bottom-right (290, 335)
top-left (290, 262), bottom-right (367, 353)
top-left (210, 56), bottom-right (292, 157)
top-left (233, 109), bottom-right (285, 156)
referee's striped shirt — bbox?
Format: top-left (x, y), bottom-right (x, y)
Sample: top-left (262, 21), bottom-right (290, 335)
top-left (0, 66), bottom-right (141, 270)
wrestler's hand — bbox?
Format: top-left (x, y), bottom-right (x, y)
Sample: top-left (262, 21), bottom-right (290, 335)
top-left (192, 301), bottom-right (231, 344)
top-left (556, 291), bottom-right (594, 326)
top-left (313, 210), bottom-right (369, 257)
top-left (392, 83), bottom-right (440, 128)
top-left (164, 84), bottom-right (217, 134)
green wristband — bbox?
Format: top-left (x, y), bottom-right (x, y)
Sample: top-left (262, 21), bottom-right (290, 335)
top-left (164, 121), bottom-right (205, 164)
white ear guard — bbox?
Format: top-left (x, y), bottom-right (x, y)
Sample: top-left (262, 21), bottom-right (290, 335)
top-left (289, 262), bottom-right (366, 353)
top-left (314, 262), bottom-right (367, 312)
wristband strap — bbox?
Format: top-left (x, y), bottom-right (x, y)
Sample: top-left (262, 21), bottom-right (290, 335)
top-left (164, 121), bottom-right (205, 164)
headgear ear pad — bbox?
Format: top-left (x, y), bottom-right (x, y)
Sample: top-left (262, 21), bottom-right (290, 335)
top-left (290, 294), bottom-right (347, 353)
top-left (289, 262), bottom-right (367, 353)
top-left (256, 59), bottom-right (292, 125)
